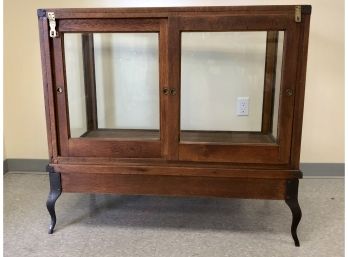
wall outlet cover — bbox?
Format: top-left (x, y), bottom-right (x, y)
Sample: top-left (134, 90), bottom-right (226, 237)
top-left (237, 97), bottom-right (249, 116)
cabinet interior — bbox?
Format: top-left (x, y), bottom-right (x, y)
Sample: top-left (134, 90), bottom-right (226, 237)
top-left (64, 30), bottom-right (284, 145)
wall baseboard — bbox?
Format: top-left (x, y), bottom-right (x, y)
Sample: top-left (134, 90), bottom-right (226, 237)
top-left (3, 159), bottom-right (344, 176)
top-left (300, 163), bottom-right (344, 177)
top-left (3, 159), bottom-right (8, 174)
top-left (4, 159), bottom-right (49, 174)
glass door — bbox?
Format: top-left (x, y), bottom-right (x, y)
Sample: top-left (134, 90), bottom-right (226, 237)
top-left (52, 19), bottom-right (168, 158)
top-left (174, 15), bottom-right (300, 163)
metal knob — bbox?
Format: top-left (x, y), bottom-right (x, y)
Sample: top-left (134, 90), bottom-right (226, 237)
top-left (286, 89), bottom-right (294, 96)
top-left (170, 88), bottom-right (176, 96)
top-left (57, 87), bottom-right (63, 93)
top-left (162, 88), bottom-right (169, 95)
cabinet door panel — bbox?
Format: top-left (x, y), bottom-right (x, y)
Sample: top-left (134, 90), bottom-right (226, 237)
top-left (65, 32), bottom-right (160, 138)
top-left (52, 19), bottom-right (168, 158)
top-left (177, 16), bottom-right (299, 163)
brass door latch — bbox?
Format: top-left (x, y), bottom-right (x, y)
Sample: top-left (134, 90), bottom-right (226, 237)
top-left (47, 12), bottom-right (58, 38)
top-left (295, 6), bottom-right (301, 23)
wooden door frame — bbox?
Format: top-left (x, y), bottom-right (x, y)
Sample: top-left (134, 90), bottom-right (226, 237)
top-left (261, 31), bottom-right (279, 134)
top-left (172, 14), bottom-right (301, 164)
top-left (81, 33), bottom-right (98, 131)
top-left (50, 18), bottom-right (168, 158)
top-left (38, 6), bottom-right (311, 166)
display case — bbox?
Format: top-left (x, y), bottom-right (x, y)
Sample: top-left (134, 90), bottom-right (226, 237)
top-left (38, 5), bottom-right (311, 246)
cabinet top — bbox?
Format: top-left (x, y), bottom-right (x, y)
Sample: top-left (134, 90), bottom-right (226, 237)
top-left (37, 5), bottom-right (311, 18)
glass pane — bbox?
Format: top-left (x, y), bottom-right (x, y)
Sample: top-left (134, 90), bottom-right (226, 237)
top-left (64, 34), bottom-right (87, 137)
top-left (64, 33), bottom-right (160, 140)
top-left (272, 32), bottom-right (284, 140)
top-left (180, 31), bottom-right (284, 144)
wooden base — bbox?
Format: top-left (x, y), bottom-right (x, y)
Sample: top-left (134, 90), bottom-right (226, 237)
top-left (46, 164), bottom-right (302, 246)
top-left (61, 172), bottom-right (287, 200)
top-left (52, 163), bottom-right (300, 199)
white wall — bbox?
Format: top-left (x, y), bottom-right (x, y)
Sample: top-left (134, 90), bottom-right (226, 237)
top-left (66, 31), bottom-right (273, 133)
top-left (4, 0), bottom-right (344, 163)
top-left (93, 33), bottom-right (159, 130)
top-left (64, 34), bottom-right (87, 137)
top-left (65, 33), bottom-right (160, 137)
top-left (181, 31), bottom-right (267, 132)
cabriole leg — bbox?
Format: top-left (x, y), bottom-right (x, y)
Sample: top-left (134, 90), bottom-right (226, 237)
top-left (285, 179), bottom-right (302, 247)
top-left (46, 165), bottom-right (62, 234)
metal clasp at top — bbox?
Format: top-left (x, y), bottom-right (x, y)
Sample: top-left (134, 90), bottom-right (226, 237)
top-left (47, 12), bottom-right (58, 38)
top-left (295, 6), bottom-right (301, 23)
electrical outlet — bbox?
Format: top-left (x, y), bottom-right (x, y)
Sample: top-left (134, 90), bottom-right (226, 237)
top-left (237, 97), bottom-right (249, 116)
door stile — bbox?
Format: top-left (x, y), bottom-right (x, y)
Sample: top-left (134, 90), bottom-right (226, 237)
top-left (290, 14), bottom-right (311, 169)
top-left (277, 22), bottom-right (300, 162)
top-left (159, 19), bottom-right (169, 158)
top-left (81, 33), bottom-right (98, 131)
top-left (165, 16), bottom-right (181, 160)
top-left (52, 35), bottom-right (70, 156)
top-left (261, 31), bottom-right (279, 134)
top-left (38, 17), bottom-right (59, 160)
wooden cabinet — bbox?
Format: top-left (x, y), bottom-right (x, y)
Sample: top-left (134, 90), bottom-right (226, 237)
top-left (38, 5), bottom-right (311, 246)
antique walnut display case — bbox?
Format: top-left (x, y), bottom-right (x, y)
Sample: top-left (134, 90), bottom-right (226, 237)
top-left (38, 6), bottom-right (311, 246)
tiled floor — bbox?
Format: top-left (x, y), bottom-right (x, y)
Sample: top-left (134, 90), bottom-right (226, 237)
top-left (4, 172), bottom-right (344, 257)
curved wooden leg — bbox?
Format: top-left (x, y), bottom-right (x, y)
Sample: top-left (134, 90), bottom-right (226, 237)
top-left (46, 166), bottom-right (62, 234)
top-left (285, 197), bottom-right (302, 246)
top-left (285, 179), bottom-right (302, 247)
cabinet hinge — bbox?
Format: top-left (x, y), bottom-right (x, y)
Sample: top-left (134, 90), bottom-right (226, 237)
top-left (295, 6), bottom-right (301, 23)
top-left (47, 12), bottom-right (58, 38)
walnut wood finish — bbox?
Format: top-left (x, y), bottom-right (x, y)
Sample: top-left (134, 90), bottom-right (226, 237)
top-left (290, 13), bottom-right (311, 170)
top-left (181, 131), bottom-right (275, 144)
top-left (51, 18), bottom-right (165, 158)
top-left (68, 139), bottom-right (161, 158)
top-left (38, 6), bottom-right (311, 246)
top-left (80, 129), bottom-right (276, 144)
top-left (81, 129), bottom-right (159, 140)
top-left (38, 17), bottom-right (57, 161)
top-left (81, 33), bottom-right (98, 131)
top-left (59, 19), bottom-right (161, 32)
top-left (176, 14), bottom-right (299, 164)
top-left (61, 172), bottom-right (287, 200)
top-left (53, 36), bottom-right (70, 156)
top-left (166, 16), bottom-right (180, 160)
top-left (53, 163), bottom-right (301, 179)
top-left (55, 157), bottom-right (299, 171)
top-left (261, 31), bottom-right (279, 134)
top-left (159, 19), bottom-right (170, 158)
top-left (179, 144), bottom-right (280, 163)
top-left (39, 6), bottom-right (311, 19)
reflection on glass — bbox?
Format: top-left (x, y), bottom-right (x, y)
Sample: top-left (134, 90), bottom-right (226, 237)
top-left (64, 33), bottom-right (159, 139)
top-left (272, 32), bottom-right (284, 140)
top-left (64, 34), bottom-right (87, 138)
top-left (180, 31), bottom-right (284, 144)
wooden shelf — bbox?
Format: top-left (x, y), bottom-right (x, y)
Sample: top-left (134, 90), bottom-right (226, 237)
top-left (180, 130), bottom-right (276, 144)
top-left (80, 129), bottom-right (275, 144)
top-left (80, 129), bottom-right (160, 140)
